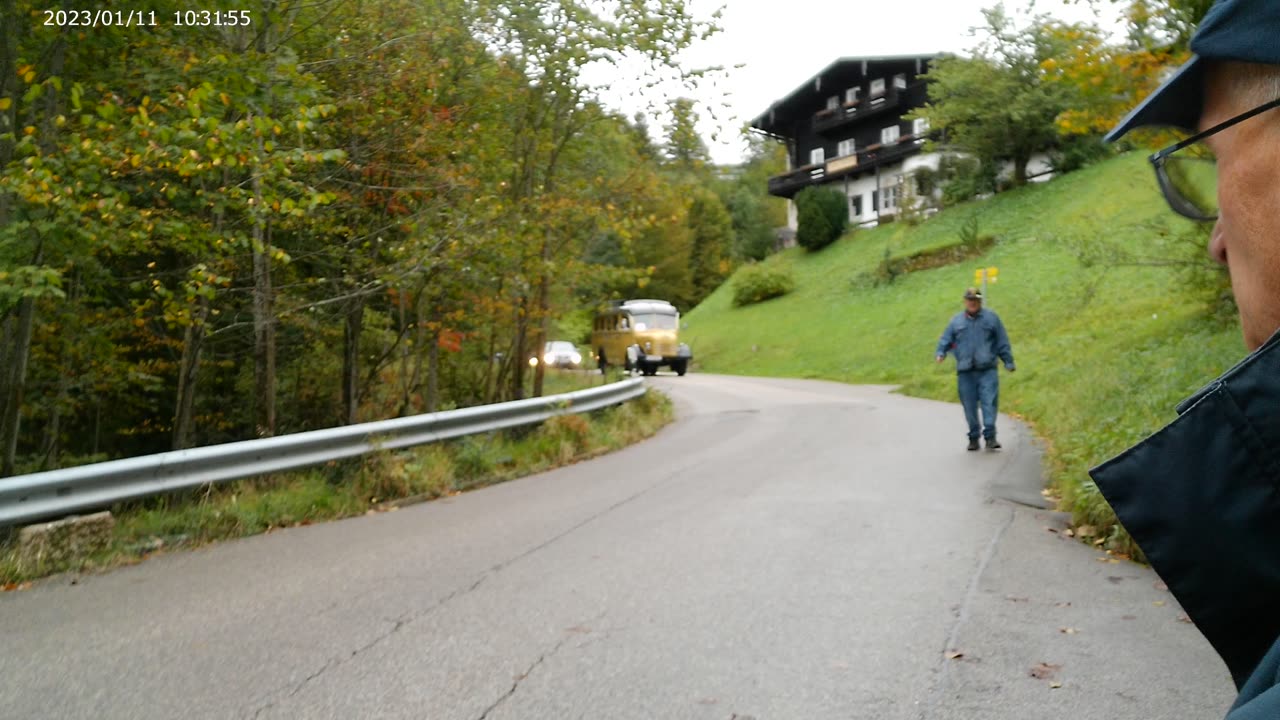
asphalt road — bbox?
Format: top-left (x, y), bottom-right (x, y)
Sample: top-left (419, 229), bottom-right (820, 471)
top-left (1, 374), bottom-right (1233, 719)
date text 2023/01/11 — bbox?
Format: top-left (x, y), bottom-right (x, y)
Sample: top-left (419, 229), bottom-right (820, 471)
top-left (42, 9), bottom-right (252, 28)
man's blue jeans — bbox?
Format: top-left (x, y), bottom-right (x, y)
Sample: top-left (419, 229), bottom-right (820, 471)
top-left (957, 367), bottom-right (999, 440)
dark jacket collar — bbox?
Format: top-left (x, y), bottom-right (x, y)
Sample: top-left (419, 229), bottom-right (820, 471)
top-left (1091, 329), bottom-right (1280, 688)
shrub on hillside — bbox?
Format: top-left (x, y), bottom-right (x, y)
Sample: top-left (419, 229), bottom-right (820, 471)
top-left (795, 186), bottom-right (848, 251)
top-left (733, 262), bottom-right (796, 307)
top-left (938, 154), bottom-right (996, 206)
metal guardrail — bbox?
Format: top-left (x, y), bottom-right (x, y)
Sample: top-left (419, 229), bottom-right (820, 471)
top-left (0, 378), bottom-right (647, 528)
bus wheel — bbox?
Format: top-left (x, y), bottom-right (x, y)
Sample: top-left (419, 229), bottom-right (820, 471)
top-left (673, 360), bottom-right (688, 376)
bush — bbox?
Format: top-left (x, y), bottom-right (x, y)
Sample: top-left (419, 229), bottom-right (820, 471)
top-left (1049, 135), bottom-right (1113, 175)
top-left (795, 186), bottom-right (848, 251)
top-left (732, 262), bottom-right (796, 307)
top-left (938, 154), bottom-right (996, 206)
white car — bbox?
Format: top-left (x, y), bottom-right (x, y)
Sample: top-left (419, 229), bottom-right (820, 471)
top-left (531, 340), bottom-right (583, 369)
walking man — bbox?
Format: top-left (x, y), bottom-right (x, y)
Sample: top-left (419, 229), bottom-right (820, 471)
top-left (934, 287), bottom-right (1015, 451)
top-left (1090, 1), bottom-right (1280, 716)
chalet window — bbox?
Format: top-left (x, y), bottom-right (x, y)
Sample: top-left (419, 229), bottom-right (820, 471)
top-left (893, 73), bottom-right (907, 90)
top-left (872, 189), bottom-right (879, 212)
top-left (809, 147), bottom-right (825, 166)
top-left (881, 125), bottom-right (901, 145)
top-left (826, 95), bottom-right (839, 111)
top-left (869, 78), bottom-right (885, 98)
top-left (850, 194), bottom-right (863, 219)
top-left (882, 184), bottom-right (899, 211)
top-left (844, 87), bottom-right (860, 104)
top-left (837, 139), bottom-right (856, 157)
top-left (913, 117), bottom-right (930, 135)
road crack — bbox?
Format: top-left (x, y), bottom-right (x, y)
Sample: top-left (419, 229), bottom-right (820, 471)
top-left (474, 636), bottom-right (572, 720)
top-left (918, 506), bottom-right (1016, 720)
top-left (245, 455), bottom-right (698, 720)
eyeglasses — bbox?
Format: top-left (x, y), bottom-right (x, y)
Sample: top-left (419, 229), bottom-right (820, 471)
top-left (1149, 96), bottom-right (1280, 222)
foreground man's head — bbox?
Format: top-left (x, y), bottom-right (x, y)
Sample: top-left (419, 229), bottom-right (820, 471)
top-left (1105, 0), bottom-right (1280, 350)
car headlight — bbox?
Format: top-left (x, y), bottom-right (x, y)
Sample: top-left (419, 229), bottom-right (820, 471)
top-left (529, 356), bottom-right (538, 367)
top-left (543, 353), bottom-right (554, 364)
top-left (570, 353), bottom-right (582, 364)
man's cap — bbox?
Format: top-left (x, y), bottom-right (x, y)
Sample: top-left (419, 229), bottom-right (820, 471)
top-left (1105, 0), bottom-right (1280, 142)
top-left (964, 287), bottom-right (983, 300)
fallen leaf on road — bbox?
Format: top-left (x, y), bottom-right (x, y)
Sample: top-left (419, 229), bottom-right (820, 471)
top-left (1075, 525), bottom-right (1097, 538)
top-left (1106, 576), bottom-right (1125, 584)
top-left (1153, 581), bottom-right (1169, 592)
top-left (1177, 615), bottom-right (1193, 624)
top-left (1153, 600), bottom-right (1167, 607)
top-left (2, 581), bottom-right (32, 593)
top-left (1050, 681), bottom-right (1063, 689)
top-left (1059, 627), bottom-right (1078, 635)
top-left (1055, 601), bottom-right (1073, 608)
top-left (1064, 529), bottom-right (1075, 538)
top-left (1005, 595), bottom-right (1029, 603)
top-left (1093, 537), bottom-right (1107, 546)
top-left (1030, 662), bottom-right (1062, 680)
top-left (946, 650), bottom-right (965, 660)
top-left (1045, 527), bottom-right (1059, 534)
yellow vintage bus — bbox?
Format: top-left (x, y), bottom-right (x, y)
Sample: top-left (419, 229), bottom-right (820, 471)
top-left (590, 299), bottom-right (692, 376)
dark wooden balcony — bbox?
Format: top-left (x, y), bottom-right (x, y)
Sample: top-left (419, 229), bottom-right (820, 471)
top-left (812, 82), bottom-right (928, 136)
top-left (766, 134), bottom-right (932, 198)
top-left (767, 163), bottom-right (826, 197)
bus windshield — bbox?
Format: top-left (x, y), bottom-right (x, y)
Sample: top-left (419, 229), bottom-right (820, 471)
top-left (631, 313), bottom-right (678, 331)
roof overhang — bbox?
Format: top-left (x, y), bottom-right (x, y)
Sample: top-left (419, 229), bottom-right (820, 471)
top-left (750, 53), bottom-right (945, 136)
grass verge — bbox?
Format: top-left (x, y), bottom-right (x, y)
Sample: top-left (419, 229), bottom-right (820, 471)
top-left (684, 152), bottom-right (1243, 558)
top-left (0, 389), bottom-right (672, 586)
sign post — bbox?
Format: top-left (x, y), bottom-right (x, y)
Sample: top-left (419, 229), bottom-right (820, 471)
top-left (973, 267), bottom-right (999, 307)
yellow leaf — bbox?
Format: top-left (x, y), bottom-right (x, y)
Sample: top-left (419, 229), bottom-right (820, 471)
top-left (0, 98), bottom-right (10, 111)
top-left (23, 70), bottom-right (35, 84)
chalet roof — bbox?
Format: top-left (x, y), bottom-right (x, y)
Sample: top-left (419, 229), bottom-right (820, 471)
top-left (750, 53), bottom-right (945, 135)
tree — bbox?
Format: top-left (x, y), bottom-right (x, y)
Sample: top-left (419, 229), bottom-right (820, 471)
top-left (1045, 5), bottom-right (1190, 146)
top-left (794, 186), bottom-right (847, 252)
top-left (663, 97), bottom-right (710, 169)
top-left (686, 189), bottom-right (733, 303)
top-left (1078, 0), bottom-right (1213, 51)
top-left (914, 7), bottom-right (1076, 187)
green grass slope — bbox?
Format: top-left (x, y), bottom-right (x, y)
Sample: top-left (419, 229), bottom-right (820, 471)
top-left (684, 153), bottom-right (1244, 553)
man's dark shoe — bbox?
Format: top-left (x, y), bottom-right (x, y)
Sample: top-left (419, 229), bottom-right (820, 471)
top-left (967, 438), bottom-right (980, 451)
top-left (986, 438), bottom-right (1002, 450)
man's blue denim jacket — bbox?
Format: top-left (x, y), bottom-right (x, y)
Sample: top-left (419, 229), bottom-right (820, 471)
top-left (935, 308), bottom-right (1015, 372)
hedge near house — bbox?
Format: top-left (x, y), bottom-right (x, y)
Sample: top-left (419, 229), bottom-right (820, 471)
top-left (795, 186), bottom-right (848, 251)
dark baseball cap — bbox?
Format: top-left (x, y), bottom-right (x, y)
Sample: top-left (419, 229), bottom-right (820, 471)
top-left (1105, 0), bottom-right (1280, 142)
top-left (963, 287), bottom-right (983, 300)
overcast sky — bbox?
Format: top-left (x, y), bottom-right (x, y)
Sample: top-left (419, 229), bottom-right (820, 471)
top-left (590, 0), bottom-right (1127, 165)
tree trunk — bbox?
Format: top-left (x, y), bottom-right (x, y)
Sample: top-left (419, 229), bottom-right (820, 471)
top-left (510, 296), bottom-right (528, 401)
top-left (531, 231), bottom-right (552, 398)
top-left (39, 369), bottom-right (69, 470)
top-left (531, 280), bottom-right (549, 398)
top-left (342, 297), bottom-right (363, 425)
top-left (1, 293), bottom-right (36, 477)
top-left (426, 305), bottom-right (440, 413)
top-left (1, 239), bottom-right (41, 477)
top-left (1013, 152), bottom-right (1030, 187)
top-left (172, 295), bottom-right (210, 450)
top-left (250, 124), bottom-right (276, 437)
